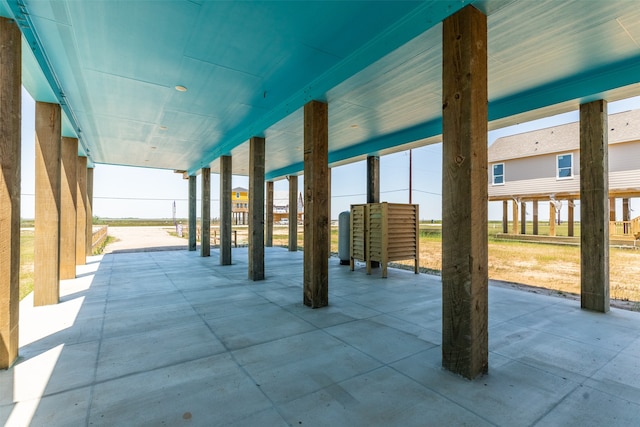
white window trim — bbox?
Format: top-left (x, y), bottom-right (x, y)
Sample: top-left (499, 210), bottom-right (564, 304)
top-left (556, 153), bottom-right (573, 180)
top-left (492, 162), bottom-right (505, 186)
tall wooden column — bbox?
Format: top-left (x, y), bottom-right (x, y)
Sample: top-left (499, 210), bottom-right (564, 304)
top-left (220, 156), bottom-right (232, 265)
top-left (288, 175), bottom-right (298, 251)
top-left (188, 175), bottom-right (197, 251)
top-left (76, 156), bottom-right (87, 266)
top-left (520, 201), bottom-right (527, 235)
top-left (623, 198), bottom-right (630, 234)
top-left (568, 199), bottom-right (575, 237)
top-left (248, 137), bottom-right (265, 281)
top-left (532, 200), bottom-right (539, 235)
top-left (511, 200), bottom-right (519, 234)
top-left (86, 166), bottom-right (93, 256)
top-left (609, 198), bottom-right (616, 222)
top-left (201, 168), bottom-right (211, 257)
top-left (502, 200), bottom-right (508, 233)
top-left (441, 5), bottom-right (488, 379)
top-left (0, 17), bottom-right (21, 369)
top-left (34, 102), bottom-right (62, 306)
top-left (266, 181), bottom-right (274, 247)
top-left (367, 156), bottom-right (380, 267)
top-left (549, 202), bottom-right (556, 237)
top-left (303, 100), bottom-right (329, 308)
top-left (367, 156), bottom-right (380, 203)
top-left (60, 137), bottom-right (77, 279)
top-left (580, 100), bottom-right (609, 312)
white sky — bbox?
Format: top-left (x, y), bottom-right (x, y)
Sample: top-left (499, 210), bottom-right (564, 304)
top-left (18, 88), bottom-right (640, 221)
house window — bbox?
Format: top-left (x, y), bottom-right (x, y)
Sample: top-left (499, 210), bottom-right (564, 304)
top-left (492, 163), bottom-right (504, 185)
top-left (236, 192), bottom-right (240, 198)
top-left (557, 154), bottom-right (573, 179)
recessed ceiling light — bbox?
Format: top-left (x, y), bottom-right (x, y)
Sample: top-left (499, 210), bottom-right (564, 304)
top-left (151, 146), bottom-right (157, 150)
top-left (159, 125), bottom-right (168, 131)
top-left (351, 124), bottom-right (359, 128)
top-left (175, 85), bottom-right (187, 92)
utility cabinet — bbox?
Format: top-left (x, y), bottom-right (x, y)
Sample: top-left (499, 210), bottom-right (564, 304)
top-left (350, 202), bottom-right (419, 278)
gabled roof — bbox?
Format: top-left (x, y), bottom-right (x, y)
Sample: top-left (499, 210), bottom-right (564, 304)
top-left (232, 187), bottom-right (248, 193)
top-left (489, 109), bottom-right (640, 163)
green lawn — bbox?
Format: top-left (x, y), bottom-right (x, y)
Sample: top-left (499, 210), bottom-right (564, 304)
top-left (20, 230), bottom-right (35, 300)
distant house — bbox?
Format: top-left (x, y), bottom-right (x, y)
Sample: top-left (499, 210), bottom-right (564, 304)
top-left (488, 109), bottom-right (640, 239)
top-left (232, 187), bottom-right (249, 225)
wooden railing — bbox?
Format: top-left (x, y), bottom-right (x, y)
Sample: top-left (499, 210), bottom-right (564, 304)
top-left (91, 225), bottom-right (108, 252)
top-left (609, 217), bottom-right (640, 239)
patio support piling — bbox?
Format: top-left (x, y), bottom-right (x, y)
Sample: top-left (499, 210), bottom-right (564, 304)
top-left (220, 156), bottom-right (232, 265)
top-left (512, 200), bottom-right (519, 234)
top-left (0, 17), bottom-right (21, 369)
top-left (549, 202), bottom-right (556, 237)
top-left (580, 100), bottom-right (610, 313)
top-left (60, 137), bottom-right (78, 279)
top-left (568, 199), bottom-right (575, 237)
top-left (288, 175), bottom-right (298, 251)
top-left (86, 166), bottom-right (93, 256)
top-left (266, 181), bottom-right (274, 247)
top-left (609, 198), bottom-right (616, 222)
top-left (502, 200), bottom-right (508, 233)
top-left (520, 201), bottom-right (526, 235)
top-left (441, 5), bottom-right (488, 379)
top-left (248, 137), bottom-right (265, 280)
top-left (532, 200), bottom-right (539, 235)
top-left (201, 168), bottom-right (211, 257)
top-left (34, 102), bottom-right (62, 306)
top-left (188, 175), bottom-right (196, 251)
top-left (623, 198), bottom-right (630, 234)
top-left (76, 156), bottom-right (87, 266)
top-left (367, 156), bottom-right (380, 267)
top-left (303, 100), bottom-right (329, 308)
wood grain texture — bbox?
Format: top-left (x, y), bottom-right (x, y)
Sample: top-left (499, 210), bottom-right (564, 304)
top-left (0, 17), bottom-right (21, 368)
top-left (248, 137), bottom-right (265, 280)
top-left (303, 101), bottom-right (329, 308)
top-left (76, 156), bottom-right (87, 266)
top-left (220, 157), bottom-right (232, 264)
top-left (266, 181), bottom-right (274, 247)
top-left (288, 175), bottom-right (298, 251)
top-left (502, 200), bottom-right (508, 233)
top-left (511, 200), bottom-right (519, 234)
top-left (520, 201), bottom-right (526, 235)
top-left (86, 167), bottom-right (93, 256)
top-left (188, 175), bottom-right (197, 251)
top-left (441, 5), bottom-right (488, 379)
top-left (580, 100), bottom-right (610, 312)
top-left (549, 200), bottom-right (556, 237)
top-left (35, 102), bottom-right (62, 306)
top-left (532, 200), bottom-right (539, 235)
top-left (201, 168), bottom-right (211, 257)
top-left (568, 199), bottom-right (575, 237)
top-left (60, 137), bottom-right (77, 279)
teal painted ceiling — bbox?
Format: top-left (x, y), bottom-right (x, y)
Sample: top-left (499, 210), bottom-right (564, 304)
top-left (3, 1), bottom-right (640, 179)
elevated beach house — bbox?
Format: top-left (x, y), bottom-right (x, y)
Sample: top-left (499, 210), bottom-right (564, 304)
top-left (488, 109), bottom-right (640, 239)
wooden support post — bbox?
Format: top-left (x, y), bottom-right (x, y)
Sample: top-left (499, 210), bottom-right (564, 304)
top-left (609, 198), bottom-right (616, 222)
top-left (76, 157), bottom-right (87, 266)
top-left (367, 156), bottom-right (380, 203)
top-left (60, 137), bottom-right (77, 279)
top-left (623, 198), bottom-right (630, 234)
top-left (520, 201), bottom-right (527, 235)
top-left (188, 175), bottom-right (197, 251)
top-left (303, 100), bottom-right (329, 308)
top-left (35, 102), bottom-right (62, 306)
top-left (288, 175), bottom-right (298, 251)
top-left (0, 17), bottom-right (21, 369)
top-left (266, 181), bottom-right (274, 247)
top-left (248, 137), bottom-right (265, 281)
top-left (201, 168), bottom-right (211, 257)
top-left (580, 100), bottom-right (609, 313)
top-left (441, 5), bottom-right (488, 379)
top-left (532, 200), bottom-right (539, 235)
top-left (367, 156), bottom-right (380, 267)
top-left (568, 199), bottom-right (575, 237)
top-left (549, 202), bottom-right (556, 237)
top-left (328, 167), bottom-right (332, 256)
top-left (220, 156), bottom-right (232, 265)
top-left (86, 166), bottom-right (93, 256)
top-left (502, 200), bottom-right (508, 233)
top-left (512, 200), bottom-right (519, 234)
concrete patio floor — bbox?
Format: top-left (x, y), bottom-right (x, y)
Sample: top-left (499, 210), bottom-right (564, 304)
top-left (2, 246), bottom-right (640, 426)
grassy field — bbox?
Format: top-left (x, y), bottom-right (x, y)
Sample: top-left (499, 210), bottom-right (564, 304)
top-left (19, 230), bottom-right (35, 300)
